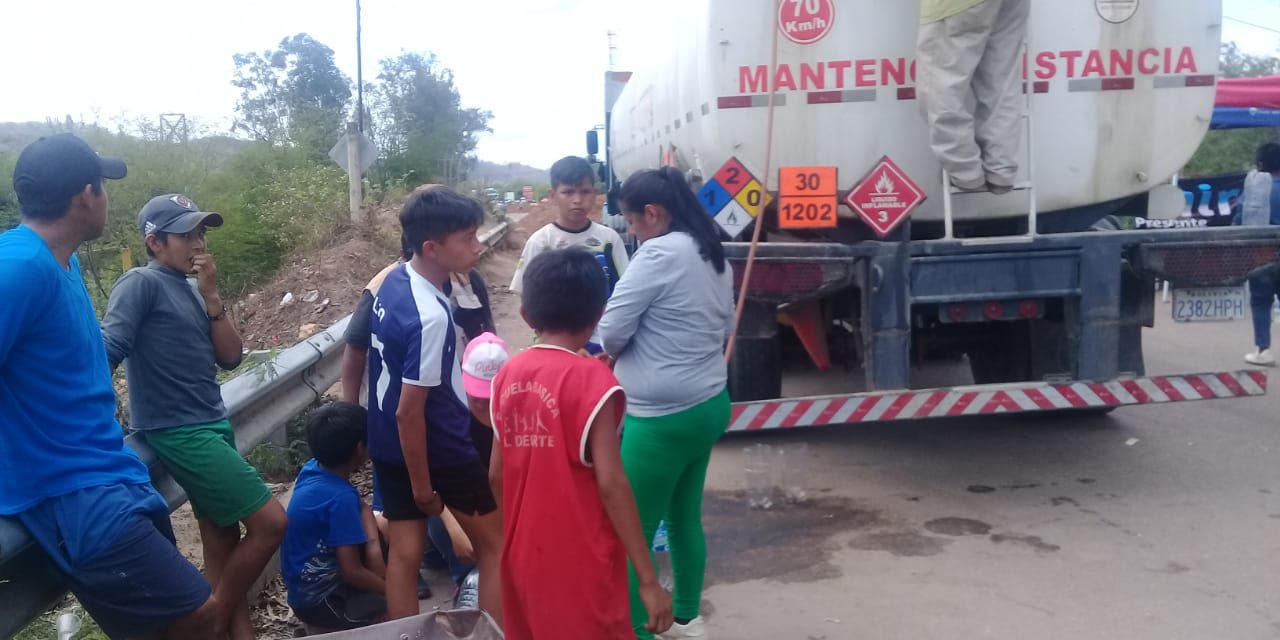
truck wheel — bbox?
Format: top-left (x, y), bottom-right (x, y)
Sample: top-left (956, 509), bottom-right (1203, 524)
top-left (728, 335), bottom-right (782, 402)
top-left (967, 323), bottom-right (1032, 384)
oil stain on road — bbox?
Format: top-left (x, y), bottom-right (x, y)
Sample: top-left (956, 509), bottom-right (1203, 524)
top-left (702, 490), bottom-right (884, 585)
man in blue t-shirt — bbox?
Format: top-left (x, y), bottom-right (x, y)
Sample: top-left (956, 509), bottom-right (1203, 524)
top-left (366, 187), bottom-right (504, 623)
top-left (0, 134), bottom-right (216, 638)
top-left (283, 402), bottom-right (387, 632)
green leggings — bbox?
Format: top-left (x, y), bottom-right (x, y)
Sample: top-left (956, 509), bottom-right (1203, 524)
top-left (623, 388), bottom-right (730, 638)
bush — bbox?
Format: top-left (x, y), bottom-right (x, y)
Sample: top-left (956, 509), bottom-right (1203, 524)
top-left (198, 143), bottom-right (347, 294)
top-left (0, 151), bottom-right (18, 231)
top-left (1183, 128), bottom-right (1280, 177)
top-left (246, 409), bottom-right (316, 483)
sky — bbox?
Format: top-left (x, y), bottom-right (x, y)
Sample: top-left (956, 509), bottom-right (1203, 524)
top-left (0, 0), bottom-right (1276, 169)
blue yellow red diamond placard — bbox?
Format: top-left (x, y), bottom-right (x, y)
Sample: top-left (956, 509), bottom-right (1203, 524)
top-left (712, 157), bottom-right (751, 196)
top-left (699, 157), bottom-right (764, 239)
top-left (697, 179), bottom-right (733, 218)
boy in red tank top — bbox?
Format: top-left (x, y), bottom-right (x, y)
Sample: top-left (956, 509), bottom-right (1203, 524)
top-left (490, 249), bottom-right (672, 639)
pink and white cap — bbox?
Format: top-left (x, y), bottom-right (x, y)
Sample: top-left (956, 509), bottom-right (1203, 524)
top-left (461, 332), bottom-right (508, 399)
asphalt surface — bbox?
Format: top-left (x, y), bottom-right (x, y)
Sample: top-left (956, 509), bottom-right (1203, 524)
top-left (697, 308), bottom-right (1280, 639)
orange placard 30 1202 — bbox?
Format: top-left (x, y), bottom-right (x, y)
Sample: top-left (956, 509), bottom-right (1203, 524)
top-left (779, 166), bottom-right (838, 229)
top-left (779, 197), bottom-right (838, 229)
top-left (779, 166), bottom-right (837, 197)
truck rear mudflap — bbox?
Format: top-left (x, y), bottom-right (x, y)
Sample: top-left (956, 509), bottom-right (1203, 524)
top-left (727, 370), bottom-right (1267, 432)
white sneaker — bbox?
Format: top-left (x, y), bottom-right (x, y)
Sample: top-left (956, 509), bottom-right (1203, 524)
top-left (1245, 349), bottom-right (1276, 366)
top-left (658, 616), bottom-right (707, 639)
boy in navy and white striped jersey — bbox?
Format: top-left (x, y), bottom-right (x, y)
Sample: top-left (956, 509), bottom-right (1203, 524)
top-left (366, 188), bottom-right (504, 624)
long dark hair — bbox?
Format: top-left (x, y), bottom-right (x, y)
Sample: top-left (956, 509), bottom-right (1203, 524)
top-left (619, 166), bottom-right (726, 274)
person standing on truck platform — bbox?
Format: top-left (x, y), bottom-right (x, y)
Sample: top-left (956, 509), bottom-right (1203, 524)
top-left (1241, 143), bottom-right (1280, 366)
top-left (101, 193), bottom-right (288, 640)
top-left (916, 0), bottom-right (1030, 193)
top-left (510, 155), bottom-right (629, 353)
top-left (598, 167), bottom-right (735, 640)
top-left (1, 134), bottom-right (219, 639)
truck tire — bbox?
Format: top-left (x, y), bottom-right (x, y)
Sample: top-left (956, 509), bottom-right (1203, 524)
top-left (728, 335), bottom-right (782, 402)
top-left (967, 322), bottom-right (1032, 384)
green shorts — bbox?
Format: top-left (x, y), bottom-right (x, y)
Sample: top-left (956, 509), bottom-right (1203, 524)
top-left (144, 419), bottom-right (273, 528)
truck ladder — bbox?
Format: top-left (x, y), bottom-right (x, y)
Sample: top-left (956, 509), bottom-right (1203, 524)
top-left (941, 40), bottom-right (1038, 241)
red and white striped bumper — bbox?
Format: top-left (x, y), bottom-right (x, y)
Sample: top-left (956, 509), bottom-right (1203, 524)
top-left (727, 371), bottom-right (1268, 432)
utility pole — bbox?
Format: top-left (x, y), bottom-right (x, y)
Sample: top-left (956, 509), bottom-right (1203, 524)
top-left (356, 0), bottom-right (365, 132)
top-left (607, 30), bottom-right (617, 70)
top-left (346, 122), bottom-right (362, 221)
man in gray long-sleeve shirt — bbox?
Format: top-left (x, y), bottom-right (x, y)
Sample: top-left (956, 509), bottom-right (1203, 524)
top-left (101, 194), bottom-right (286, 640)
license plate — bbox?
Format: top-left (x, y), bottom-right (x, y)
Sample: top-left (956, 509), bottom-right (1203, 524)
top-left (1172, 287), bottom-right (1246, 322)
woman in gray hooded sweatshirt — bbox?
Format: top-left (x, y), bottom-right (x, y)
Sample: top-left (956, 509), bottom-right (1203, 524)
top-left (598, 166), bottom-right (735, 640)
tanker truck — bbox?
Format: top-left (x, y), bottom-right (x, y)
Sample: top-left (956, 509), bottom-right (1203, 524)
top-left (588, 0), bottom-right (1280, 431)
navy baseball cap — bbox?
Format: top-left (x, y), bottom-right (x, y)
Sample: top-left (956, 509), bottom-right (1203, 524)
top-left (138, 194), bottom-right (224, 237)
top-left (12, 134), bottom-right (127, 212)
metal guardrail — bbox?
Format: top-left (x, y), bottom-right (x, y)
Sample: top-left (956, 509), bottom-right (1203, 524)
top-left (0, 219), bottom-right (511, 637)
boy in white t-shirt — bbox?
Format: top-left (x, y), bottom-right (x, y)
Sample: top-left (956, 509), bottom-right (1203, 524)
top-left (511, 156), bottom-right (629, 322)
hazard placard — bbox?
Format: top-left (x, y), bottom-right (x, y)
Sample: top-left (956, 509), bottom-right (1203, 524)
top-left (779, 197), bottom-right (837, 228)
top-left (712, 157), bottom-right (752, 197)
top-left (843, 156), bottom-right (925, 237)
top-left (779, 166), bottom-right (838, 229)
top-left (714, 200), bottom-right (752, 238)
top-left (779, 166), bottom-right (837, 197)
top-left (700, 157), bottom-right (764, 239)
top-left (697, 179), bottom-right (733, 216)
top-left (734, 179), bottom-right (772, 217)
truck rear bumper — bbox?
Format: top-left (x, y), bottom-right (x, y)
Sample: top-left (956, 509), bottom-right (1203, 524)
top-left (727, 370), bottom-right (1267, 432)
top-left (725, 227), bottom-right (1280, 393)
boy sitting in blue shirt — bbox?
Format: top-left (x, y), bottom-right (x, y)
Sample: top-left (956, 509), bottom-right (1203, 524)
top-left (282, 402), bottom-right (388, 632)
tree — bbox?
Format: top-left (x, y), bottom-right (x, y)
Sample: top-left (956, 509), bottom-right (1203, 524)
top-left (367, 52), bottom-right (492, 186)
top-left (1183, 42), bottom-right (1280, 176)
top-left (232, 34), bottom-right (352, 159)
top-left (1220, 41), bottom-right (1280, 79)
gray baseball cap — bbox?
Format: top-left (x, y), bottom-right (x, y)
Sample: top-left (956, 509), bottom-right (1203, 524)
top-left (137, 194), bottom-right (224, 236)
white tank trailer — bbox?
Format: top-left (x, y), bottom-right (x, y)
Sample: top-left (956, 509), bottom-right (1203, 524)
top-left (608, 0), bottom-right (1220, 230)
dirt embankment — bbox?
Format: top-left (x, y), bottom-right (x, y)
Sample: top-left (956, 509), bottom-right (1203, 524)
top-left (228, 199), bottom-right (561, 352)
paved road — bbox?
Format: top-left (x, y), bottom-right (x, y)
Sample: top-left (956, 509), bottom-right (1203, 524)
top-left (698, 311), bottom-right (1280, 639)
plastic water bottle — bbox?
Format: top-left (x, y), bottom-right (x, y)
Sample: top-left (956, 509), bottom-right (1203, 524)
top-left (744, 443), bottom-right (775, 509)
top-left (56, 613), bottom-right (81, 640)
top-left (1242, 170), bottom-right (1273, 227)
top-left (454, 568), bottom-right (480, 609)
top-left (779, 443), bottom-right (811, 504)
top-left (652, 521), bottom-right (674, 592)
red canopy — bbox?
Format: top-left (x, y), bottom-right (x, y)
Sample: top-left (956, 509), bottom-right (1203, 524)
top-left (1215, 75), bottom-right (1280, 109)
